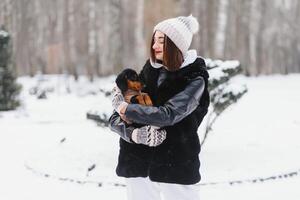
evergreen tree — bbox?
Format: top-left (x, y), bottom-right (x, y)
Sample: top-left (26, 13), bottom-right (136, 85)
top-left (0, 28), bottom-right (21, 111)
top-left (200, 59), bottom-right (248, 145)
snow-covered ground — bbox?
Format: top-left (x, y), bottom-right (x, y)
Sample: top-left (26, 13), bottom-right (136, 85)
top-left (0, 74), bottom-right (300, 200)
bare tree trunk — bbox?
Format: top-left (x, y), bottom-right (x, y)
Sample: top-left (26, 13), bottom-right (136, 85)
top-left (206, 0), bottom-right (218, 58)
top-left (87, 0), bottom-right (96, 81)
top-left (215, 0), bottom-right (229, 58)
top-left (120, 0), bottom-right (145, 72)
top-left (106, 0), bottom-right (122, 74)
top-left (62, 0), bottom-right (71, 76)
top-left (224, 0), bottom-right (237, 61)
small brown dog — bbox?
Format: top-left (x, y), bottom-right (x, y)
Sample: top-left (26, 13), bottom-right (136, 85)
top-left (116, 68), bottom-right (153, 106)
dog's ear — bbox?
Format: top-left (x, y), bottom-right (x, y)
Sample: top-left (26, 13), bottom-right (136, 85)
top-left (116, 71), bottom-right (128, 93)
top-left (127, 69), bottom-right (139, 82)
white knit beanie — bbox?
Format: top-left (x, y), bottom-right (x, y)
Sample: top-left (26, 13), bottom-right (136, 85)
top-left (153, 15), bottom-right (199, 55)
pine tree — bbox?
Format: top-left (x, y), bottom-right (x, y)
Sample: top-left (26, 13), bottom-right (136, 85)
top-left (0, 28), bottom-right (21, 111)
top-left (200, 58), bottom-right (248, 145)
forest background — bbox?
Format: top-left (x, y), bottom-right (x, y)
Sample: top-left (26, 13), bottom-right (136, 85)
top-left (1, 0), bottom-right (299, 79)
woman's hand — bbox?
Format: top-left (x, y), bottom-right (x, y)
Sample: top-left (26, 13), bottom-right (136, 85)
top-left (111, 86), bottom-right (131, 124)
top-left (131, 125), bottom-right (167, 147)
top-left (112, 86), bottom-right (128, 113)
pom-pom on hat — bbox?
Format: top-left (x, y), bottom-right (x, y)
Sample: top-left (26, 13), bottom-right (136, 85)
top-left (153, 14), bottom-right (199, 55)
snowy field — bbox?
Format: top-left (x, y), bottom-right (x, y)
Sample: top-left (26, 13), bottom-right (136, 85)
top-left (0, 74), bottom-right (300, 200)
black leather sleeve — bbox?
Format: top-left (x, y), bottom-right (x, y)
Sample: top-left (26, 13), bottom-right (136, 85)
top-left (124, 76), bottom-right (205, 127)
top-left (108, 111), bottom-right (135, 143)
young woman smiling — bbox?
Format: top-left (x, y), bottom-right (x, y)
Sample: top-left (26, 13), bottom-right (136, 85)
top-left (109, 15), bottom-right (210, 200)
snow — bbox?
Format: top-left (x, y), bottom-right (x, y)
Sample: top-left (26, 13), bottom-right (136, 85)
top-left (1, 73), bottom-right (300, 199)
top-left (206, 59), bottom-right (241, 81)
top-left (0, 30), bottom-right (9, 37)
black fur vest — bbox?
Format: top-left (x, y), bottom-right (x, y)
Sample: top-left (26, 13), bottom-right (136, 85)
top-left (116, 57), bottom-right (209, 185)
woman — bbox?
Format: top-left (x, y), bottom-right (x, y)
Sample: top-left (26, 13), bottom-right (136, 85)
top-left (109, 15), bottom-right (209, 200)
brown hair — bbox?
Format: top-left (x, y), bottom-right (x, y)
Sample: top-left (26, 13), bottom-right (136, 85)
top-left (150, 32), bottom-right (184, 71)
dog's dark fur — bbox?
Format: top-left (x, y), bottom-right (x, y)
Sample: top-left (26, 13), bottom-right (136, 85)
top-left (116, 68), bottom-right (153, 106)
top-left (116, 69), bottom-right (139, 93)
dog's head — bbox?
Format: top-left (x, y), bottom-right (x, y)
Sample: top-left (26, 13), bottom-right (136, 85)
top-left (116, 68), bottom-right (142, 93)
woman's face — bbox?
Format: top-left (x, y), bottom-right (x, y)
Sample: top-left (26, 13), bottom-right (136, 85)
top-left (152, 31), bottom-right (165, 61)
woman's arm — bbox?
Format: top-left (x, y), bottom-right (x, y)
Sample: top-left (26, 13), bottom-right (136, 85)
top-left (124, 76), bottom-right (205, 127)
top-left (109, 111), bottom-right (167, 146)
top-left (109, 111), bottom-right (135, 143)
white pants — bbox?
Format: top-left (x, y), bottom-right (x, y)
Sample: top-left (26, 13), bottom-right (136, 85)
top-left (125, 177), bottom-right (200, 200)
